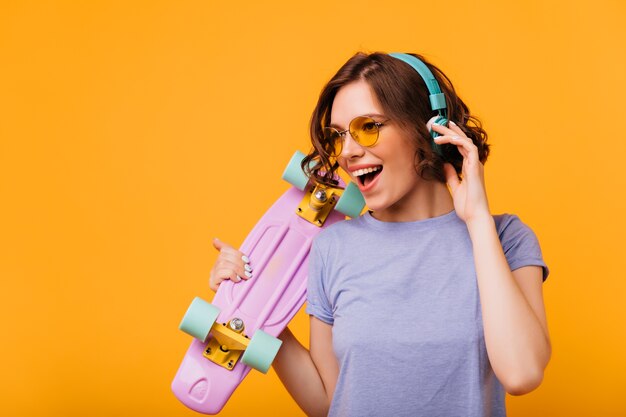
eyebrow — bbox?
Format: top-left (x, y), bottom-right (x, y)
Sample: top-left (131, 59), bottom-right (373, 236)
top-left (329, 113), bottom-right (387, 129)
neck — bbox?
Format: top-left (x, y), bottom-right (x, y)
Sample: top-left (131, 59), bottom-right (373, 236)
top-left (370, 180), bottom-right (454, 222)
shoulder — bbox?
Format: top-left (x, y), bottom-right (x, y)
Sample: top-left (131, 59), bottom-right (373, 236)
top-left (492, 213), bottom-right (538, 243)
top-left (314, 214), bottom-right (366, 246)
top-left (492, 213), bottom-right (549, 280)
top-left (311, 215), bottom-right (369, 263)
top-left (493, 212), bottom-right (523, 231)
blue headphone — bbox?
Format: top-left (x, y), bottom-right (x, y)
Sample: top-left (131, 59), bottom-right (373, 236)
top-left (388, 53), bottom-right (448, 155)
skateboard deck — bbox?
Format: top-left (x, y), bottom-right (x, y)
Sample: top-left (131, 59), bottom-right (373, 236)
top-left (172, 151), bottom-right (364, 414)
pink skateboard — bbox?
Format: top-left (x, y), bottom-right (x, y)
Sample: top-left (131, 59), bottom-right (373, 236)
top-left (172, 151), bottom-right (364, 414)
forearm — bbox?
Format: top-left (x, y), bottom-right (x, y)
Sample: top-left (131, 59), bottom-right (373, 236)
top-left (467, 215), bottom-right (551, 394)
top-left (273, 328), bottom-right (330, 417)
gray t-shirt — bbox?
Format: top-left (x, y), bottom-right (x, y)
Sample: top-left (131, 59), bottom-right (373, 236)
top-left (306, 210), bottom-right (548, 417)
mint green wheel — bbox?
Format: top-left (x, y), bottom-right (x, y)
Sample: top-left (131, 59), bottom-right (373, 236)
top-left (179, 297), bottom-right (220, 342)
top-left (282, 151), bottom-right (309, 191)
top-left (335, 181), bottom-right (365, 218)
top-left (241, 329), bottom-right (283, 374)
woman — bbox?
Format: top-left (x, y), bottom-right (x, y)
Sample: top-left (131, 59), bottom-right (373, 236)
top-left (210, 52), bottom-right (550, 417)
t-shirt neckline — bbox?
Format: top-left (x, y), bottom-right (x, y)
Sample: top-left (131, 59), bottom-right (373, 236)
top-left (361, 209), bottom-right (459, 232)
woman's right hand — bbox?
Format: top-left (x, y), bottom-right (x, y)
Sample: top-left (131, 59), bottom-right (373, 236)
top-left (209, 238), bottom-right (253, 292)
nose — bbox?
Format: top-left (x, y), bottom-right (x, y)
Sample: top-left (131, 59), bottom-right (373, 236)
top-left (340, 131), bottom-right (365, 160)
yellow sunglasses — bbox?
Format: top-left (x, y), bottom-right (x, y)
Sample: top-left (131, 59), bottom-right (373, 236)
top-left (323, 116), bottom-right (386, 157)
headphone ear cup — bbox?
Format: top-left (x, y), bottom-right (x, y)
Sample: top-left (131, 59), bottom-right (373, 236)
top-left (429, 116), bottom-right (448, 155)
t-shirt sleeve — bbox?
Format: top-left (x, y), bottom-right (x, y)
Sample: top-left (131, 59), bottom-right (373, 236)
top-left (496, 214), bottom-right (550, 282)
top-left (305, 238), bottom-right (334, 324)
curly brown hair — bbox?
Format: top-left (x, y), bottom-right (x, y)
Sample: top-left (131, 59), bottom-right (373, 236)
top-left (301, 52), bottom-right (490, 187)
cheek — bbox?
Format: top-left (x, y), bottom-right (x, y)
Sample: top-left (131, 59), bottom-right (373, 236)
top-left (336, 159), bottom-right (356, 184)
top-left (390, 150), bottom-right (418, 176)
top-left (336, 158), bottom-right (349, 175)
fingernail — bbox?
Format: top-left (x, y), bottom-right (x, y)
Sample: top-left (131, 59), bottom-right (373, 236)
top-left (235, 275), bottom-right (242, 282)
top-left (450, 121), bottom-right (457, 125)
top-left (242, 255), bottom-right (250, 263)
top-left (244, 271), bottom-right (252, 278)
top-left (244, 264), bottom-right (253, 272)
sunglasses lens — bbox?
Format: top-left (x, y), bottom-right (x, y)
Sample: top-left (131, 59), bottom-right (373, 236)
top-left (323, 127), bottom-right (342, 156)
top-left (322, 117), bottom-right (381, 157)
top-left (350, 116), bottom-right (379, 147)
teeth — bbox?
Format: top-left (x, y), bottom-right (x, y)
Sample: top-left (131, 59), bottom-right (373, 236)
top-left (352, 166), bottom-right (381, 177)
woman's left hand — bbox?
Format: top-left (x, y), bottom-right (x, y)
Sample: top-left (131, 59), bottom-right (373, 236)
top-left (431, 121), bottom-right (491, 225)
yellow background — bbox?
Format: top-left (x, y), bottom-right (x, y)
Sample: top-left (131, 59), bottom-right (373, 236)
top-left (1, 1), bottom-right (625, 416)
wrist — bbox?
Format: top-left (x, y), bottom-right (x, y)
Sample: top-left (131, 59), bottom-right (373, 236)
top-left (466, 211), bottom-right (495, 234)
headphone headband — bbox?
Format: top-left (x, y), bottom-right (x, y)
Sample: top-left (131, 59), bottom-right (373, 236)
top-left (389, 52), bottom-right (449, 156)
top-left (388, 53), bottom-right (447, 113)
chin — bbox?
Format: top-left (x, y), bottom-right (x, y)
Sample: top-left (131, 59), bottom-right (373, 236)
top-left (362, 197), bottom-right (390, 213)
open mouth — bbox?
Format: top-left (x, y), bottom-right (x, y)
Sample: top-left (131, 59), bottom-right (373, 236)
top-left (354, 165), bottom-right (383, 187)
